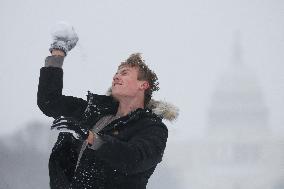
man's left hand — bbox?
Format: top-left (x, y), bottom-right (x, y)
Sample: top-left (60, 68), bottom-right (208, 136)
top-left (87, 131), bottom-right (95, 145)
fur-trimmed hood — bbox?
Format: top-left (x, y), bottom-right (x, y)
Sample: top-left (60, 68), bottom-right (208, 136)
top-left (146, 99), bottom-right (179, 122)
top-left (106, 89), bottom-right (179, 122)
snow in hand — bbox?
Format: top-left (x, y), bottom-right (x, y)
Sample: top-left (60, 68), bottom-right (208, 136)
top-left (50, 21), bottom-right (78, 41)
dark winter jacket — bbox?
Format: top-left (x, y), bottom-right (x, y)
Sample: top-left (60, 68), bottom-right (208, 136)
top-left (37, 67), bottom-right (178, 189)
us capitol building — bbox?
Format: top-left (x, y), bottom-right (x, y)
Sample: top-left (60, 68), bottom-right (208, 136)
top-left (166, 35), bottom-right (284, 189)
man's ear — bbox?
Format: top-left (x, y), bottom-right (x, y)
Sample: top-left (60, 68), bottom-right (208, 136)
top-left (140, 81), bottom-right (149, 90)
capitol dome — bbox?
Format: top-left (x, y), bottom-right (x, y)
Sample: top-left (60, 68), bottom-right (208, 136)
top-left (208, 37), bottom-right (269, 139)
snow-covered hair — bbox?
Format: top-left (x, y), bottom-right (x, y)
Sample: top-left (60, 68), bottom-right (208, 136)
top-left (119, 53), bottom-right (159, 105)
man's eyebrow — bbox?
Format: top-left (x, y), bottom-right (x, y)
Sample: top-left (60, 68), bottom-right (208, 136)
top-left (118, 68), bottom-right (130, 72)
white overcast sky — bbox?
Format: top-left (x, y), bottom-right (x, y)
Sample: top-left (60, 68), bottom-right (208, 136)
top-left (0, 0), bottom-right (283, 139)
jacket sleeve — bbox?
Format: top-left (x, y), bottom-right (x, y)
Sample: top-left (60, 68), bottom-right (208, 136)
top-left (89, 123), bottom-right (168, 175)
top-left (37, 66), bottom-right (87, 119)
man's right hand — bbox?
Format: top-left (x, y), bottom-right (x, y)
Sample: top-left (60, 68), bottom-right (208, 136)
top-left (49, 22), bottom-right (79, 56)
top-left (51, 50), bottom-right (65, 57)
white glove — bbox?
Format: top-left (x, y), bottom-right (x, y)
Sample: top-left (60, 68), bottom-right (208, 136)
top-left (49, 21), bottom-right (79, 56)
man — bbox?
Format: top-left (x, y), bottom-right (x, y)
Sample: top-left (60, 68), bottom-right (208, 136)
top-left (37, 23), bottom-right (178, 189)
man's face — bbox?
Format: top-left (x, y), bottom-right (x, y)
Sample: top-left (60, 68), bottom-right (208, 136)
top-left (111, 66), bottom-right (148, 99)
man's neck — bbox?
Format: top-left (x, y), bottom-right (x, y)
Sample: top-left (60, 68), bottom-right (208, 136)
top-left (116, 97), bottom-right (144, 117)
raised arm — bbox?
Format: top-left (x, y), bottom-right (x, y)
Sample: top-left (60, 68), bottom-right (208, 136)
top-left (37, 22), bottom-right (87, 120)
top-left (37, 54), bottom-right (87, 119)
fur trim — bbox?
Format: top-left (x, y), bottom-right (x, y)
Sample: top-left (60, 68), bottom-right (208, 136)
top-left (146, 99), bottom-right (179, 122)
top-left (106, 87), bottom-right (112, 96)
top-left (105, 88), bottom-right (179, 121)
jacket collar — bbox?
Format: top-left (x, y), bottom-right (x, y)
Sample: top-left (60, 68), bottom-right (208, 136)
top-left (84, 91), bottom-right (179, 123)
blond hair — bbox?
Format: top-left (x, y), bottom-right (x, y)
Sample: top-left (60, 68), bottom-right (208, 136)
top-left (119, 53), bottom-right (159, 105)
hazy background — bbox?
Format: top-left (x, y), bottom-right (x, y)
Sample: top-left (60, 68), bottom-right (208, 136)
top-left (0, 0), bottom-right (283, 188)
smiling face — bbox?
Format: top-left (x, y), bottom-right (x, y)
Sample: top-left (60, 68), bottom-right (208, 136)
top-left (111, 66), bottom-right (149, 101)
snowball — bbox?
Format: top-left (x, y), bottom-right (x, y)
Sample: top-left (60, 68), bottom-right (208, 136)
top-left (50, 21), bottom-right (78, 41)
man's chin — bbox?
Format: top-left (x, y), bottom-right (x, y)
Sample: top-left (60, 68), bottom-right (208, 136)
top-left (111, 91), bottom-right (129, 101)
top-left (111, 91), bottom-right (120, 100)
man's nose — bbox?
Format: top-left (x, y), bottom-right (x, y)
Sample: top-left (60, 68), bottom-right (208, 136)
top-left (113, 74), bottom-right (120, 81)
